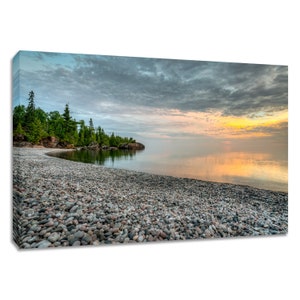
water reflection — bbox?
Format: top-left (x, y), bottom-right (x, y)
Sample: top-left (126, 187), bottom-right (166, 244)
top-left (136, 138), bottom-right (288, 192)
top-left (51, 146), bottom-right (288, 192)
top-left (170, 152), bottom-right (288, 192)
top-left (51, 149), bottom-right (138, 166)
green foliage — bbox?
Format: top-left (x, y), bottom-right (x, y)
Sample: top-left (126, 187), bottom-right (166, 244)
top-left (24, 90), bottom-right (36, 129)
top-left (95, 126), bottom-right (110, 146)
top-left (62, 104), bottom-right (77, 144)
top-left (89, 118), bottom-right (94, 131)
top-left (13, 91), bottom-right (136, 147)
top-left (26, 118), bottom-right (46, 143)
top-left (14, 122), bottom-right (26, 136)
top-left (63, 103), bottom-right (71, 123)
top-left (47, 111), bottom-right (64, 138)
top-left (109, 132), bottom-right (117, 147)
top-left (77, 120), bottom-right (86, 146)
top-left (13, 105), bottom-right (26, 131)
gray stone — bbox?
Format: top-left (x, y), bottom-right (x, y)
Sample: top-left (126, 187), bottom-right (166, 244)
top-left (74, 230), bottom-right (85, 239)
top-left (72, 241), bottom-right (81, 247)
top-left (45, 220), bottom-right (54, 227)
top-left (37, 240), bottom-right (52, 248)
top-left (48, 232), bottom-right (60, 243)
top-left (28, 236), bottom-right (37, 243)
top-left (70, 205), bottom-right (78, 213)
top-left (12, 148), bottom-right (288, 251)
top-left (82, 233), bottom-right (92, 244)
top-left (137, 235), bottom-right (144, 242)
top-left (68, 234), bottom-right (76, 244)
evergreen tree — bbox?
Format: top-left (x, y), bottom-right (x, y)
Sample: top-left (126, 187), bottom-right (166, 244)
top-left (27, 118), bottom-right (46, 143)
top-left (62, 103), bottom-right (77, 144)
top-left (63, 103), bottom-right (71, 123)
top-left (89, 118), bottom-right (94, 131)
top-left (86, 118), bottom-right (95, 143)
top-left (13, 91), bottom-right (138, 148)
top-left (78, 120), bottom-right (86, 146)
top-left (24, 90), bottom-right (36, 130)
top-left (13, 105), bottom-right (26, 131)
top-left (109, 132), bottom-right (117, 147)
top-left (48, 111), bottom-right (64, 138)
top-left (13, 122), bottom-right (26, 137)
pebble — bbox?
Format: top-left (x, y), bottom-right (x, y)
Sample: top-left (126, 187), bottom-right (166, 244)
top-left (45, 220), bottom-right (54, 227)
top-left (159, 231), bottom-right (167, 239)
top-left (72, 241), bottom-right (81, 247)
top-left (70, 205), bottom-right (78, 213)
top-left (13, 148), bottom-right (288, 249)
top-left (82, 233), bottom-right (92, 244)
top-left (48, 232), bottom-right (60, 243)
top-left (37, 240), bottom-right (52, 248)
top-left (137, 235), bottom-right (144, 242)
top-left (74, 231), bottom-right (85, 239)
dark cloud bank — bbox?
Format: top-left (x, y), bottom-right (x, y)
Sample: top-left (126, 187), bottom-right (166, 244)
top-left (13, 51), bottom-right (288, 139)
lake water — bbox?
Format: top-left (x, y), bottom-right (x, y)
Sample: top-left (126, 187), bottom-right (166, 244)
top-left (52, 138), bottom-right (288, 192)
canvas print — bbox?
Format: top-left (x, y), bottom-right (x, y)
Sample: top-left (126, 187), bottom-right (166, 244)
top-left (12, 51), bottom-right (288, 249)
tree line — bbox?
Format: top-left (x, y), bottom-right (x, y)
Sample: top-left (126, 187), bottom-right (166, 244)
top-left (13, 91), bottom-right (136, 147)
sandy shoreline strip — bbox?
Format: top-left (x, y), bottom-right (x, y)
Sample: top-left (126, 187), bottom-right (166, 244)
top-left (12, 147), bottom-right (288, 249)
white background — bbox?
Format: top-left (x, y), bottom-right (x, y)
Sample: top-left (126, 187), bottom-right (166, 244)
top-left (1, 1), bottom-right (299, 299)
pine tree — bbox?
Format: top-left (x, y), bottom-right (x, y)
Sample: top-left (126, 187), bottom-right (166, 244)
top-left (13, 91), bottom-right (138, 147)
top-left (109, 132), bottom-right (117, 147)
top-left (13, 122), bottom-right (26, 137)
top-left (63, 103), bottom-right (71, 123)
top-left (62, 103), bottom-right (77, 143)
top-left (24, 90), bottom-right (36, 130)
top-left (89, 118), bottom-right (94, 131)
top-left (13, 105), bottom-right (26, 131)
top-left (27, 118), bottom-right (45, 143)
top-left (78, 120), bottom-right (86, 146)
top-left (88, 118), bottom-right (96, 143)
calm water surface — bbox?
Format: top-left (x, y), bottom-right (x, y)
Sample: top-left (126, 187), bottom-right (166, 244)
top-left (52, 139), bottom-right (288, 192)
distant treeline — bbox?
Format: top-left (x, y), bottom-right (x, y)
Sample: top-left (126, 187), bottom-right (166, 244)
top-left (13, 90), bottom-right (136, 147)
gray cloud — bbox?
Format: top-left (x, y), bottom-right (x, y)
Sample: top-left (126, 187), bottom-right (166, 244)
top-left (13, 51), bottom-right (288, 138)
top-left (73, 55), bottom-right (287, 116)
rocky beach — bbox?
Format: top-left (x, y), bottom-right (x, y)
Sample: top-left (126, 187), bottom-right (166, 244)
top-left (13, 147), bottom-right (288, 249)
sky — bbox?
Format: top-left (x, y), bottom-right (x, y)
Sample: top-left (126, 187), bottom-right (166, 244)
top-left (12, 50), bottom-right (288, 148)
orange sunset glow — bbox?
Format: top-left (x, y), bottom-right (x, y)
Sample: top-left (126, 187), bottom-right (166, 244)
top-left (157, 151), bottom-right (288, 191)
top-left (221, 109), bottom-right (288, 132)
top-left (140, 108), bottom-right (288, 140)
top-left (186, 152), bottom-right (288, 183)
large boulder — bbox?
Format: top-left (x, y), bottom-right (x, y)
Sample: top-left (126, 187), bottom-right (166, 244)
top-left (57, 141), bottom-right (75, 149)
top-left (119, 142), bottom-right (145, 150)
top-left (87, 142), bottom-right (100, 150)
top-left (13, 134), bottom-right (26, 142)
top-left (13, 134), bottom-right (32, 147)
top-left (118, 143), bottom-right (129, 149)
top-left (127, 142), bottom-right (145, 150)
top-left (41, 136), bottom-right (59, 148)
